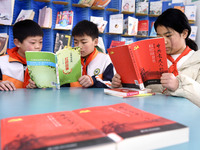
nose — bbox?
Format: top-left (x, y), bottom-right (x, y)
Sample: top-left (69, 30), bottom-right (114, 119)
top-left (163, 37), bottom-right (168, 45)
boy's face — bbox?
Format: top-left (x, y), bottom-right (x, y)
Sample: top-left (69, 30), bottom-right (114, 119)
top-left (14, 36), bottom-right (43, 58)
top-left (73, 34), bottom-right (98, 58)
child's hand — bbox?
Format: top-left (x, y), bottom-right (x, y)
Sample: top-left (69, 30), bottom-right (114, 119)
top-left (160, 73), bottom-right (179, 91)
top-left (0, 81), bottom-right (16, 91)
top-left (78, 75), bottom-right (93, 88)
top-left (112, 73), bottom-right (122, 88)
top-left (26, 79), bottom-right (37, 89)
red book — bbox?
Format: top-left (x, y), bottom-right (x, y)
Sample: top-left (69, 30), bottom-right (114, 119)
top-left (137, 20), bottom-right (149, 36)
top-left (1, 103), bottom-right (188, 150)
top-left (107, 37), bottom-right (168, 90)
top-left (109, 40), bottom-right (125, 48)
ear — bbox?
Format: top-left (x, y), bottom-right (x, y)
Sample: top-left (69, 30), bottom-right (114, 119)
top-left (182, 29), bottom-right (189, 39)
top-left (14, 39), bottom-right (21, 47)
top-left (94, 38), bottom-right (98, 46)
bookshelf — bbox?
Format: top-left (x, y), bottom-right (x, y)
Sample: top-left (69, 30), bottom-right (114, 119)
top-left (0, 0), bottom-right (198, 53)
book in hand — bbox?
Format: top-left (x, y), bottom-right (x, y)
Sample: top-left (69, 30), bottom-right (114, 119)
top-left (55, 10), bottom-right (73, 30)
top-left (104, 88), bottom-right (150, 98)
top-left (0, 33), bottom-right (9, 56)
top-left (25, 47), bottom-right (81, 89)
top-left (54, 33), bottom-right (71, 53)
top-left (15, 9), bottom-right (35, 24)
top-left (38, 6), bottom-right (52, 28)
top-left (109, 40), bottom-right (125, 48)
top-left (1, 103), bottom-right (189, 150)
top-left (107, 37), bottom-right (168, 90)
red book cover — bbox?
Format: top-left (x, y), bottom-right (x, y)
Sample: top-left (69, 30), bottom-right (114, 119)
top-left (1, 111), bottom-right (114, 150)
top-left (137, 20), bottom-right (149, 36)
top-left (107, 37), bottom-right (168, 90)
top-left (109, 40), bottom-right (125, 48)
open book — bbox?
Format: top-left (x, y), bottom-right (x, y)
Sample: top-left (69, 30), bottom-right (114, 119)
top-left (25, 47), bottom-right (81, 89)
top-left (1, 103), bottom-right (189, 150)
top-left (107, 38), bottom-right (168, 90)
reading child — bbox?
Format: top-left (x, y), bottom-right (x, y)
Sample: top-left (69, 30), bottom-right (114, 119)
top-left (69, 20), bottom-right (114, 88)
top-left (112, 8), bottom-right (200, 107)
top-left (0, 20), bottom-right (43, 91)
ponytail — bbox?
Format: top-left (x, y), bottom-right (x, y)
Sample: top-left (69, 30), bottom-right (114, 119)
top-left (186, 38), bottom-right (198, 51)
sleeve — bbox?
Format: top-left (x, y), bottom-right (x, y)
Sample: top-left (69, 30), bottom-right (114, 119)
top-left (167, 74), bottom-right (200, 107)
top-left (90, 63), bottom-right (115, 88)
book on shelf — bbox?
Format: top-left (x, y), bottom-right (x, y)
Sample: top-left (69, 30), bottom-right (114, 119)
top-left (135, 0), bottom-right (149, 15)
top-left (78, 0), bottom-right (95, 7)
top-left (173, 5), bottom-right (185, 13)
top-left (15, 9), bottom-right (35, 24)
top-left (0, 33), bottom-right (9, 56)
top-left (121, 0), bottom-right (135, 13)
top-left (137, 20), bottom-right (149, 36)
top-left (123, 16), bottom-right (138, 36)
top-left (107, 37), bottom-right (168, 90)
top-left (1, 103), bottom-right (189, 150)
top-left (189, 26), bottom-right (198, 41)
top-left (92, 0), bottom-right (111, 7)
top-left (149, 1), bottom-right (162, 16)
top-left (184, 5), bottom-right (196, 23)
top-left (90, 16), bottom-right (107, 33)
top-left (38, 6), bottom-right (52, 28)
top-left (54, 33), bottom-right (71, 53)
top-left (55, 10), bottom-right (73, 30)
top-left (149, 21), bottom-right (157, 37)
top-left (104, 88), bottom-right (150, 98)
top-left (97, 36), bottom-right (106, 53)
top-left (109, 14), bottom-right (124, 34)
top-left (25, 47), bottom-right (81, 89)
top-left (0, 0), bottom-right (15, 25)
top-left (109, 40), bottom-right (125, 48)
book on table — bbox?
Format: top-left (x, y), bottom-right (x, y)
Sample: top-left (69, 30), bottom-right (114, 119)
top-left (1, 103), bottom-right (189, 150)
top-left (107, 37), bottom-right (168, 90)
top-left (25, 47), bottom-right (81, 89)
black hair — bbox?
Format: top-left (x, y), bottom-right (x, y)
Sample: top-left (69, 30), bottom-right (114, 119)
top-left (13, 19), bottom-right (44, 43)
top-left (72, 20), bottom-right (99, 40)
top-left (154, 8), bottom-right (198, 51)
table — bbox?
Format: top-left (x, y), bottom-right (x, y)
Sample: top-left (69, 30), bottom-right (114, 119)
top-left (0, 87), bottom-right (200, 150)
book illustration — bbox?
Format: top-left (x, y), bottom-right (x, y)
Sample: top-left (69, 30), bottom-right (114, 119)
top-left (54, 33), bottom-right (71, 53)
top-left (38, 6), bottom-right (52, 28)
top-left (1, 103), bottom-right (189, 150)
top-left (107, 38), bottom-right (168, 90)
top-left (90, 16), bottom-right (107, 33)
top-left (109, 14), bottom-right (123, 34)
top-left (15, 9), bottom-right (35, 24)
top-left (110, 40), bottom-right (125, 48)
top-left (135, 0), bottom-right (149, 15)
top-left (78, 0), bottom-right (95, 7)
top-left (123, 16), bottom-right (138, 35)
top-left (25, 47), bottom-right (81, 89)
top-left (92, 0), bottom-right (111, 7)
top-left (0, 0), bottom-right (15, 25)
top-left (0, 33), bottom-right (9, 56)
top-left (137, 20), bottom-right (149, 36)
top-left (121, 0), bottom-right (135, 13)
top-left (55, 11), bottom-right (73, 30)
top-left (149, 1), bottom-right (162, 16)
top-left (189, 26), bottom-right (198, 41)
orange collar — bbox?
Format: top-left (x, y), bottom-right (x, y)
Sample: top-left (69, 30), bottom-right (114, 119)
top-left (7, 47), bottom-right (27, 64)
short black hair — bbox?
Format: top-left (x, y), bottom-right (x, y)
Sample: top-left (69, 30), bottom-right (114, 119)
top-left (13, 19), bottom-right (44, 43)
top-left (72, 20), bottom-right (98, 40)
top-left (154, 8), bottom-right (198, 51)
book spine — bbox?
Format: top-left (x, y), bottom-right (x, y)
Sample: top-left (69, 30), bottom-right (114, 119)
top-left (128, 45), bottom-right (144, 90)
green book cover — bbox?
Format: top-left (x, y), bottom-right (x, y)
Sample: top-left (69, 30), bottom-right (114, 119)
top-left (25, 47), bottom-right (81, 89)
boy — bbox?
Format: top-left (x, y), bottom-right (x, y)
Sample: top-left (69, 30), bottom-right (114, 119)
top-left (0, 19), bottom-right (43, 91)
top-left (69, 20), bottom-right (115, 88)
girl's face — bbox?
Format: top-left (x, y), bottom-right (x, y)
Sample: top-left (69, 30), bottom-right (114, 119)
top-left (156, 25), bottom-right (188, 55)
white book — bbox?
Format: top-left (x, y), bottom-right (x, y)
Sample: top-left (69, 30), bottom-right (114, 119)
top-left (0, 0), bottom-right (15, 25)
top-left (149, 1), bottom-right (162, 16)
top-left (90, 16), bottom-right (107, 32)
top-left (15, 9), bottom-right (35, 24)
top-left (38, 6), bottom-right (52, 28)
top-left (121, 0), bottom-right (135, 13)
top-left (123, 16), bottom-right (138, 35)
top-left (109, 14), bottom-right (123, 34)
top-left (189, 26), bottom-right (198, 41)
top-left (184, 5), bottom-right (196, 21)
top-left (136, 0), bottom-right (149, 15)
